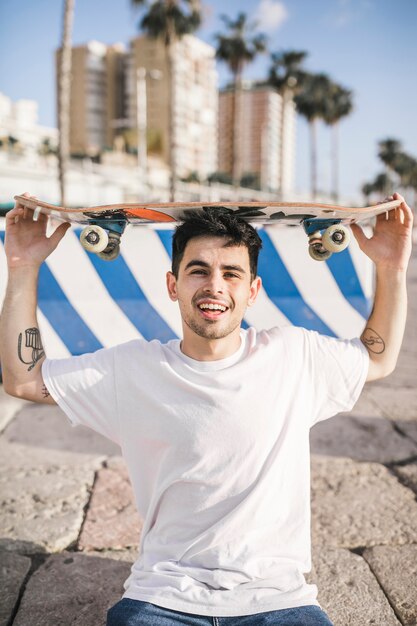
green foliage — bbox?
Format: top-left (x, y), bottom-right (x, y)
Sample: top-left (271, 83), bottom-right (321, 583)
top-left (378, 138), bottom-right (402, 166)
top-left (207, 171), bottom-right (232, 185)
top-left (0, 135), bottom-right (23, 154)
top-left (267, 50), bottom-right (308, 95)
top-left (323, 82), bottom-right (353, 125)
top-left (378, 138), bottom-right (417, 189)
top-left (240, 172), bottom-right (260, 190)
top-left (131, 0), bottom-right (201, 45)
top-left (361, 139), bottom-right (417, 200)
top-left (215, 13), bottom-right (267, 79)
top-left (181, 170), bottom-right (200, 183)
top-left (294, 73), bottom-right (333, 122)
top-left (38, 138), bottom-right (57, 156)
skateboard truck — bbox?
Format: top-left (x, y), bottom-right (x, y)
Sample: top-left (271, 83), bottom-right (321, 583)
top-left (80, 213), bottom-right (127, 260)
top-left (302, 218), bottom-right (351, 261)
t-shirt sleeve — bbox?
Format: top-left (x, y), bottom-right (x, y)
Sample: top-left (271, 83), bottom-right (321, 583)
top-left (303, 330), bottom-right (369, 426)
top-left (42, 346), bottom-right (120, 444)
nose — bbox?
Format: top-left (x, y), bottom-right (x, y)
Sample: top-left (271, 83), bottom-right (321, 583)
top-left (203, 270), bottom-right (224, 294)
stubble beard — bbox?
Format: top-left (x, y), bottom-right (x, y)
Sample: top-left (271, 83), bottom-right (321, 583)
top-left (183, 315), bottom-right (242, 340)
top-left (180, 296), bottom-right (243, 340)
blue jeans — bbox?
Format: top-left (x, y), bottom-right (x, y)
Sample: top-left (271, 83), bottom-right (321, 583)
top-left (106, 599), bottom-right (334, 625)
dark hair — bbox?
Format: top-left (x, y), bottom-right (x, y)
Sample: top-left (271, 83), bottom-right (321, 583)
top-left (171, 208), bottom-right (263, 280)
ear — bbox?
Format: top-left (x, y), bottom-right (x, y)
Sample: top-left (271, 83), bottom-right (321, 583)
top-left (166, 271), bottom-right (178, 302)
top-left (247, 276), bottom-right (262, 307)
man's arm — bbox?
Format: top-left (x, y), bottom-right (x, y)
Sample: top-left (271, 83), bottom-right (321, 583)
top-left (0, 194), bottom-right (70, 403)
top-left (351, 193), bottom-right (413, 382)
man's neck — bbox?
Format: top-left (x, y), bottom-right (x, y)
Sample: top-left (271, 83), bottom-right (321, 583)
top-left (180, 329), bottom-right (242, 362)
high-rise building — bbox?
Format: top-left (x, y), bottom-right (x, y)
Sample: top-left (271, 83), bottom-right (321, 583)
top-left (57, 39), bottom-right (296, 191)
top-left (218, 84), bottom-right (296, 194)
top-left (56, 41), bottom-right (126, 157)
top-left (129, 34), bottom-right (218, 179)
top-left (58, 35), bottom-right (218, 180)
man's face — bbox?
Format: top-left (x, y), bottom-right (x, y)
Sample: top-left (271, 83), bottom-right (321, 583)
top-left (166, 236), bottom-right (261, 341)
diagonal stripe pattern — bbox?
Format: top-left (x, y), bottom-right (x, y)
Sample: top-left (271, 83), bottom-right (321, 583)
top-left (0, 226), bottom-right (372, 358)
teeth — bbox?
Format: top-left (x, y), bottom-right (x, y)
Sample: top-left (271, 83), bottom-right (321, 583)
top-left (199, 303), bottom-right (226, 311)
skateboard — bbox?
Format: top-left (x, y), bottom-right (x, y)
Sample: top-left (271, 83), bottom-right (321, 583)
top-left (13, 196), bottom-right (401, 262)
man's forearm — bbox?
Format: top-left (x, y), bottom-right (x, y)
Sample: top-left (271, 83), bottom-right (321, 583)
top-left (361, 267), bottom-right (407, 379)
top-left (0, 266), bottom-right (46, 394)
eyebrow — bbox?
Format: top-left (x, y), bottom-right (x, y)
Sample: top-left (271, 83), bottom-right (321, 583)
top-left (184, 260), bottom-right (246, 274)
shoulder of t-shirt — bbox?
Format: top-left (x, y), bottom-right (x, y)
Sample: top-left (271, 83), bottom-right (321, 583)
top-left (257, 325), bottom-right (308, 344)
top-left (245, 325), bottom-right (310, 358)
top-left (113, 337), bottom-right (165, 358)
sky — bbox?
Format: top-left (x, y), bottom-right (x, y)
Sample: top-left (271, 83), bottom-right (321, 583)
top-left (0, 0), bottom-right (416, 201)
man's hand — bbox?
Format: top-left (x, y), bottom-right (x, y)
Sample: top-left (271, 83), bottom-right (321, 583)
top-left (351, 193), bottom-right (413, 272)
top-left (5, 192), bottom-right (70, 269)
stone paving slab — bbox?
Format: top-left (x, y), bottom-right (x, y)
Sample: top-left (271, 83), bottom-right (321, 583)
top-left (0, 550), bottom-right (31, 626)
top-left (78, 457), bottom-right (142, 551)
top-left (307, 547), bottom-right (400, 625)
top-left (363, 544), bottom-right (417, 626)
top-left (395, 420), bottom-right (417, 446)
top-left (0, 440), bottom-right (103, 553)
top-left (311, 456), bottom-right (417, 548)
top-left (393, 461), bottom-right (417, 494)
top-left (13, 552), bottom-right (130, 626)
top-left (310, 412), bottom-right (417, 463)
top-left (86, 548), bottom-right (137, 562)
top-left (0, 386), bottom-right (28, 433)
top-left (4, 402), bottom-right (120, 457)
top-left (366, 386), bottom-right (417, 423)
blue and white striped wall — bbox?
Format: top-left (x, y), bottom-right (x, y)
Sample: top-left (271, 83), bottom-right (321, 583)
top-left (0, 223), bottom-right (373, 358)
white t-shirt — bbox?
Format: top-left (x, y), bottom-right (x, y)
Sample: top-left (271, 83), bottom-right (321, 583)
top-left (42, 326), bottom-right (368, 617)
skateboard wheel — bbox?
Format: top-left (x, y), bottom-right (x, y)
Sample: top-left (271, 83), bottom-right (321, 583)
top-left (322, 224), bottom-right (350, 253)
top-left (308, 243), bottom-right (332, 261)
top-left (97, 242), bottom-right (120, 261)
top-left (80, 225), bottom-right (109, 253)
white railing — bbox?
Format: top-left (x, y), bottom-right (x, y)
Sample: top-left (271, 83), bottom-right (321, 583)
top-left (0, 151), bottom-right (343, 206)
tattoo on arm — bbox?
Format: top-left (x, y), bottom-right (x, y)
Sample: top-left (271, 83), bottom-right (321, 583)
top-left (17, 327), bottom-right (45, 371)
top-left (42, 384), bottom-right (50, 398)
top-left (361, 327), bottom-right (385, 354)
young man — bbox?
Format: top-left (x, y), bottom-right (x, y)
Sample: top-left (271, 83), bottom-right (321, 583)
top-left (0, 192), bottom-right (413, 626)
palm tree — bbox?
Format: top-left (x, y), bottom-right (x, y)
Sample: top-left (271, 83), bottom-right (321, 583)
top-left (294, 72), bottom-right (332, 200)
top-left (373, 172), bottom-right (394, 198)
top-left (378, 138), bottom-right (417, 203)
top-left (323, 82), bottom-right (353, 201)
top-left (215, 13), bottom-right (267, 189)
top-left (267, 50), bottom-right (308, 197)
top-left (360, 173), bottom-right (393, 204)
top-left (361, 181), bottom-right (374, 205)
top-left (378, 138), bottom-right (402, 172)
top-left (131, 0), bottom-right (202, 200)
top-left (57, 0), bottom-right (75, 206)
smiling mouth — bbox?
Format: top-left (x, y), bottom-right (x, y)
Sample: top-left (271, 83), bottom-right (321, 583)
top-left (196, 301), bottom-right (229, 319)
top-left (199, 303), bottom-right (227, 312)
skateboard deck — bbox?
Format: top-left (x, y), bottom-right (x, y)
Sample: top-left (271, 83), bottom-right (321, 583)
top-left (13, 195), bottom-right (401, 262)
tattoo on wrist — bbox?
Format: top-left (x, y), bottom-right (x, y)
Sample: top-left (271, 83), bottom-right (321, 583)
top-left (361, 327), bottom-right (385, 354)
top-left (17, 327), bottom-right (45, 371)
top-left (42, 384), bottom-right (50, 398)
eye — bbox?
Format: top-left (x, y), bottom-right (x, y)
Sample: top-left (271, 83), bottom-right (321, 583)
top-left (190, 269), bottom-right (207, 275)
top-left (224, 272), bottom-right (240, 279)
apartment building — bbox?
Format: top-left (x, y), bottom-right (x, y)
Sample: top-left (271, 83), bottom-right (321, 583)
top-left (129, 34), bottom-right (218, 179)
top-left (57, 35), bottom-right (218, 180)
top-left (56, 41), bottom-right (126, 157)
top-left (0, 91), bottom-right (57, 156)
top-left (218, 84), bottom-right (296, 194)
